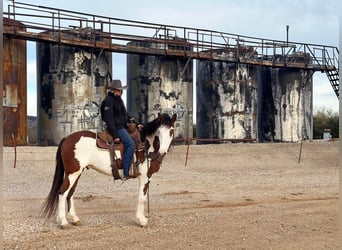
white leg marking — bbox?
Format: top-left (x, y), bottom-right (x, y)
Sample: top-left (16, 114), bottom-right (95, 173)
top-left (136, 163), bottom-right (148, 227)
top-left (57, 192), bottom-right (68, 228)
top-left (67, 196), bottom-right (81, 225)
top-left (57, 170), bottom-right (82, 228)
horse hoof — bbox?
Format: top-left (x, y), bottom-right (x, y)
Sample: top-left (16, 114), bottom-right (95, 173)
top-left (136, 217), bottom-right (148, 227)
top-left (59, 224), bottom-right (71, 229)
top-left (71, 220), bottom-right (82, 226)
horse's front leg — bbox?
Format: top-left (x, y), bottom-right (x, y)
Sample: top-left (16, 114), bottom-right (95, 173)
top-left (136, 173), bottom-right (149, 227)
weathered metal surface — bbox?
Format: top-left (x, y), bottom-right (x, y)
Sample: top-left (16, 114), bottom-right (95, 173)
top-left (197, 50), bottom-right (313, 143)
top-left (268, 68), bottom-right (313, 142)
top-left (3, 18), bottom-right (27, 146)
top-left (197, 49), bottom-right (258, 143)
top-left (127, 39), bottom-right (193, 141)
top-left (3, 2), bottom-right (338, 100)
top-left (37, 29), bottom-right (112, 145)
top-left (258, 53), bottom-right (313, 142)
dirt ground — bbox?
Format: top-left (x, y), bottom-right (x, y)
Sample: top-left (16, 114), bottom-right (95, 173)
top-left (2, 140), bottom-right (339, 249)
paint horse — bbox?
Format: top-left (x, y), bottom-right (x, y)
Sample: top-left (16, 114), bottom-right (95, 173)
top-left (41, 113), bottom-right (177, 228)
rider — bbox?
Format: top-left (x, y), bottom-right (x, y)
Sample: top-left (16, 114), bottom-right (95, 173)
top-left (100, 79), bottom-right (141, 180)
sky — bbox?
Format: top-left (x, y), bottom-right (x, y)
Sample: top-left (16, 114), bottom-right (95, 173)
top-left (3, 0), bottom-right (340, 116)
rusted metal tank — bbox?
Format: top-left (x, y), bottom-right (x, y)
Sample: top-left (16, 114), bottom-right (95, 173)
top-left (126, 39), bottom-right (193, 142)
top-left (196, 49), bottom-right (258, 143)
top-left (3, 18), bottom-right (27, 146)
top-left (197, 48), bottom-right (313, 143)
top-left (258, 55), bottom-right (313, 142)
top-left (37, 28), bottom-right (112, 145)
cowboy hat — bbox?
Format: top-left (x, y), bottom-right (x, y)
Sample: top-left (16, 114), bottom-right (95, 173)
top-left (107, 79), bottom-right (128, 90)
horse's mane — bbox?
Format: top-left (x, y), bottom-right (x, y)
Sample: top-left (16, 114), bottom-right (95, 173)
top-left (141, 113), bottom-right (173, 141)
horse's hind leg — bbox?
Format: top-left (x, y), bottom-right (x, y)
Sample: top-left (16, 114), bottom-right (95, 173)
top-left (67, 177), bottom-right (81, 225)
top-left (57, 192), bottom-right (70, 229)
top-left (57, 170), bottom-right (82, 229)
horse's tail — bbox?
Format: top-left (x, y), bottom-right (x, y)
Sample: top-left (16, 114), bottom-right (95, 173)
top-left (40, 137), bottom-right (66, 218)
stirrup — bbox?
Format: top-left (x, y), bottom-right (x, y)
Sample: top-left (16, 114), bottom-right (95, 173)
top-left (122, 173), bottom-right (141, 181)
top-left (111, 164), bottom-right (121, 180)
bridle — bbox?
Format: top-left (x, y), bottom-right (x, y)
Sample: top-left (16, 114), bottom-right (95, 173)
top-left (143, 126), bottom-right (174, 194)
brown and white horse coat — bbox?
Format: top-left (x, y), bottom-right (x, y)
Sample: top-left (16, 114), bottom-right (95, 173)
top-left (41, 113), bottom-right (177, 228)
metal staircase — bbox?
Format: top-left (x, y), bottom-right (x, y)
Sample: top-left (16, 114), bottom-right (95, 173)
top-left (325, 69), bottom-right (339, 98)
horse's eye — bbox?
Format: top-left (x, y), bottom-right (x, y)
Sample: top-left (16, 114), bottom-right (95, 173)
top-left (169, 129), bottom-right (174, 137)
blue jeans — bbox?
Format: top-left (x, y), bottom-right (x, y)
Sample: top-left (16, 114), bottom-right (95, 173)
top-left (117, 128), bottom-right (135, 176)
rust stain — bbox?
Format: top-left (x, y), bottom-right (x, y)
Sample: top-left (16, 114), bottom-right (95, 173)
top-left (3, 18), bottom-right (27, 146)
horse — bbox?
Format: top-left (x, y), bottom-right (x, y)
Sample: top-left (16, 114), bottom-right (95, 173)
top-left (41, 113), bottom-right (177, 228)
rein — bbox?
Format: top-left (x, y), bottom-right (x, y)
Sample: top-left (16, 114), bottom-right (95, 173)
top-left (143, 141), bottom-right (166, 215)
top-left (148, 152), bottom-right (165, 163)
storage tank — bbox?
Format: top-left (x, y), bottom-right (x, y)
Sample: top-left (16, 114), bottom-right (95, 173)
top-left (196, 49), bottom-right (258, 143)
top-left (126, 38), bottom-right (193, 142)
top-left (37, 28), bottom-right (112, 145)
top-left (3, 18), bottom-right (27, 146)
top-left (258, 53), bottom-right (313, 142)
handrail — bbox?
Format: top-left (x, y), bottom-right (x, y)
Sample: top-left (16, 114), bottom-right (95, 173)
top-left (4, 1), bottom-right (339, 72)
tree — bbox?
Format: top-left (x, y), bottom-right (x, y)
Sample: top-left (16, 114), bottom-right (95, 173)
top-left (312, 107), bottom-right (339, 139)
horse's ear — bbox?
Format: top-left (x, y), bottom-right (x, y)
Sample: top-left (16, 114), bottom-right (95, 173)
top-left (171, 114), bottom-right (177, 125)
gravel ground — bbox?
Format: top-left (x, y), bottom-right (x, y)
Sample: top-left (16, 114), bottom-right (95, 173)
top-left (2, 140), bottom-right (339, 249)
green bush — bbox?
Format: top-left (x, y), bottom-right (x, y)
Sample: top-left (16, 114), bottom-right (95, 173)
top-left (313, 107), bottom-right (339, 139)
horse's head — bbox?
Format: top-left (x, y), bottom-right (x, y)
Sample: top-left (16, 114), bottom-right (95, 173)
top-left (142, 113), bottom-right (177, 156)
top-left (156, 113), bottom-right (177, 155)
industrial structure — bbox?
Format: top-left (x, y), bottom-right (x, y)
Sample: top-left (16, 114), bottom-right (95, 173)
top-left (127, 39), bottom-right (193, 141)
top-left (197, 50), bottom-right (313, 142)
top-left (3, 2), bottom-right (339, 145)
top-left (197, 48), bottom-right (259, 142)
top-left (36, 29), bottom-right (112, 145)
top-left (3, 18), bottom-right (27, 146)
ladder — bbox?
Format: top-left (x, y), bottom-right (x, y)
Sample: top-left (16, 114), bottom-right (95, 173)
top-left (325, 69), bottom-right (339, 98)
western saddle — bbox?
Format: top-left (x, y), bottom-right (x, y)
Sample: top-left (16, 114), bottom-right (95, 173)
top-left (96, 123), bottom-right (145, 180)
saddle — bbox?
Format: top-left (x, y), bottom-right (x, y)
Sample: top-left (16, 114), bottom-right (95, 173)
top-left (96, 125), bottom-right (145, 180)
